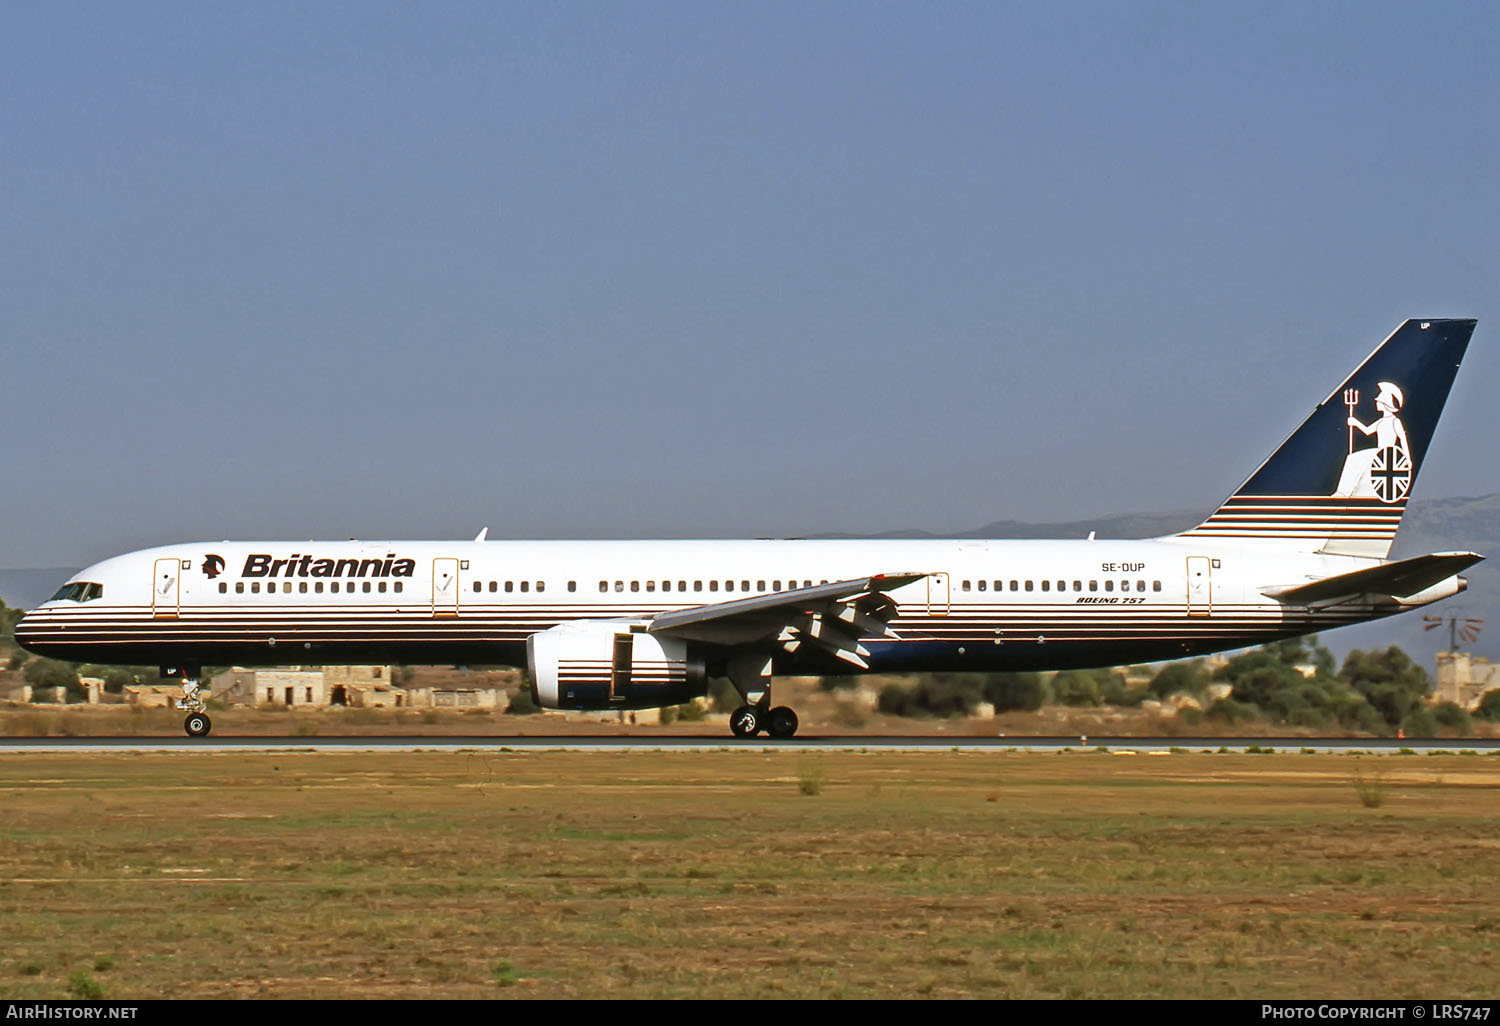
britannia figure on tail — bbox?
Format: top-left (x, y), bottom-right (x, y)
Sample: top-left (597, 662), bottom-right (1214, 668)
top-left (1336, 380), bottom-right (1411, 502)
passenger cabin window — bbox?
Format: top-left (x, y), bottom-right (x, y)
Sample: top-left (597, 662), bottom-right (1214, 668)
top-left (506, 581), bottom-right (514, 593)
top-left (599, 581), bottom-right (608, 593)
top-left (568, 581), bottom-right (576, 592)
top-left (1040, 580), bottom-right (1049, 592)
top-left (218, 582), bottom-right (227, 594)
top-left (1024, 581), bottom-right (1033, 592)
top-left (1153, 580), bottom-right (1162, 592)
top-left (962, 580), bottom-right (971, 592)
top-left (520, 581), bottom-right (529, 593)
top-left (977, 580), bottom-right (986, 591)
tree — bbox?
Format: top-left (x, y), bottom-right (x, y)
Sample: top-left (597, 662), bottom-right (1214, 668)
top-left (1431, 701), bottom-right (1471, 733)
top-left (1149, 660), bottom-right (1209, 699)
top-left (1340, 646), bottom-right (1430, 728)
top-left (24, 658), bottom-right (81, 701)
top-left (983, 672), bottom-right (1046, 713)
top-left (0, 598), bottom-right (25, 667)
top-left (1051, 669), bottom-right (1103, 707)
top-left (877, 675), bottom-right (987, 718)
top-left (1475, 690), bottom-right (1500, 722)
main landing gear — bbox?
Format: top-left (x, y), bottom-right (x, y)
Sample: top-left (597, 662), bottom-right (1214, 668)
top-left (730, 703), bottom-right (799, 739)
top-left (725, 653), bottom-right (799, 739)
top-left (167, 666), bottom-right (212, 738)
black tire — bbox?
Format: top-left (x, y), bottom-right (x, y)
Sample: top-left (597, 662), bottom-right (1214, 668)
top-left (767, 706), bottom-right (799, 739)
top-left (730, 705), bottom-right (760, 738)
top-left (184, 712), bottom-right (211, 738)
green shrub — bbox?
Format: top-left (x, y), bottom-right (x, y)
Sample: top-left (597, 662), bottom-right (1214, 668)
top-left (67, 970), bottom-right (104, 999)
top-left (1051, 670), bottom-right (1102, 707)
top-left (1432, 701), bottom-right (1471, 732)
top-left (1400, 707), bottom-right (1440, 738)
top-left (797, 762), bottom-right (826, 796)
top-left (1352, 764), bottom-right (1387, 808)
top-left (1150, 660), bottom-right (1209, 699)
top-left (984, 672), bottom-right (1046, 713)
top-left (1206, 698), bottom-right (1259, 725)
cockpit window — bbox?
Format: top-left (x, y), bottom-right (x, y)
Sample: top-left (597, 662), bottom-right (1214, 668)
top-left (49, 581), bottom-right (103, 603)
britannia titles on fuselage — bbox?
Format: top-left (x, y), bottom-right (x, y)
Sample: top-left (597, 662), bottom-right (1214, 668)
top-left (239, 554), bottom-right (417, 579)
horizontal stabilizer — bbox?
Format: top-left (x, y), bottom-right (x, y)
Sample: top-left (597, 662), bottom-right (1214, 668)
top-left (1263, 551), bottom-right (1484, 605)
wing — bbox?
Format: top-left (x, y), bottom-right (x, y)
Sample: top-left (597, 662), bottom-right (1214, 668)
top-left (647, 573), bottom-right (929, 669)
top-left (1262, 551), bottom-right (1483, 606)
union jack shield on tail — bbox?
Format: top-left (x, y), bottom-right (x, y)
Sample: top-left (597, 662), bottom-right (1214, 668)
top-left (1370, 445), bottom-right (1411, 503)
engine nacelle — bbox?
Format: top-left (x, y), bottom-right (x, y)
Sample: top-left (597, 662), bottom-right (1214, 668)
top-left (527, 620), bottom-right (708, 710)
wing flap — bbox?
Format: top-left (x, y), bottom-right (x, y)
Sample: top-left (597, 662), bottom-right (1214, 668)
top-left (1263, 551), bottom-right (1483, 605)
top-left (647, 573), bottom-right (926, 649)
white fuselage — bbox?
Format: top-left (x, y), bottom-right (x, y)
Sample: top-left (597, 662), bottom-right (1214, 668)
top-left (15, 536), bottom-right (1446, 675)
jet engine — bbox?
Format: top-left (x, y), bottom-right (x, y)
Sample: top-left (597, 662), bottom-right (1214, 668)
top-left (527, 620), bottom-right (707, 710)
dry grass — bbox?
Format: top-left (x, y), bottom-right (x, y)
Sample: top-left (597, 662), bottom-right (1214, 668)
top-left (1, 750), bottom-right (1498, 999)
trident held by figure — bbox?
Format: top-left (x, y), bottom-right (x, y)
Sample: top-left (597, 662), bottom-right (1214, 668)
top-left (1344, 388), bottom-right (1359, 452)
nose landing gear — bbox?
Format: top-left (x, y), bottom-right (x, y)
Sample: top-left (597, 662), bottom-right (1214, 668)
top-left (167, 666), bottom-right (212, 737)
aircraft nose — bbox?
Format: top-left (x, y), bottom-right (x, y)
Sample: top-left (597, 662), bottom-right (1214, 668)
top-left (12, 610), bottom-right (45, 654)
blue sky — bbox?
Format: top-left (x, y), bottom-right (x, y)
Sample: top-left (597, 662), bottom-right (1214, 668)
top-left (3, 2), bottom-right (1498, 566)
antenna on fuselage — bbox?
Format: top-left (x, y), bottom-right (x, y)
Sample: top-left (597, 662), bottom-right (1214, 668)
top-left (475, 527), bottom-right (489, 543)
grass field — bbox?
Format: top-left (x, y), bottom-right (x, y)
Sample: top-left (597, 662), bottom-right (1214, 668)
top-left (2, 749), bottom-right (1498, 999)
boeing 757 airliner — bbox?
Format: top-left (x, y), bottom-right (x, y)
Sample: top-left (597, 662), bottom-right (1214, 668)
top-left (16, 319), bottom-right (1481, 738)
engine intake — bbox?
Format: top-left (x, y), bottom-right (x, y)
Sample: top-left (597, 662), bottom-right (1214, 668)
top-left (527, 621), bottom-right (707, 710)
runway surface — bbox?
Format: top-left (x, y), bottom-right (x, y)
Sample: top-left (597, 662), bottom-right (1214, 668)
top-left (3, 734), bottom-right (1498, 754)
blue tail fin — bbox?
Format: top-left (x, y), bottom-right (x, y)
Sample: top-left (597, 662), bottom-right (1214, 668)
top-left (1178, 318), bottom-right (1476, 557)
